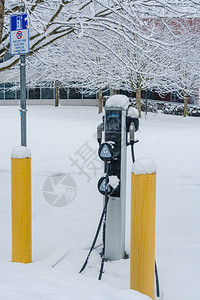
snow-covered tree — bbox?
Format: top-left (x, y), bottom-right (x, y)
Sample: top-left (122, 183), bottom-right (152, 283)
top-left (1, 0), bottom-right (200, 72)
top-left (1, 0), bottom-right (200, 118)
top-left (0, 0), bottom-right (99, 71)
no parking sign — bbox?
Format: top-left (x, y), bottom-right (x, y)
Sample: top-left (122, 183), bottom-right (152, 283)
top-left (10, 13), bottom-right (29, 55)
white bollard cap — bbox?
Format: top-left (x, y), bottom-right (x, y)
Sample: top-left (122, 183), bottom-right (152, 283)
top-left (11, 146), bottom-right (31, 159)
top-left (132, 157), bottom-right (157, 175)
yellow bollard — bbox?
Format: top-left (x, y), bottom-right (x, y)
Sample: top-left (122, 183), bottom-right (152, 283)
top-left (130, 158), bottom-right (156, 300)
top-left (11, 147), bottom-right (32, 263)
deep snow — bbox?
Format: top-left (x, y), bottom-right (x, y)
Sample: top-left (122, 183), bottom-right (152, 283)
top-left (0, 106), bottom-right (199, 300)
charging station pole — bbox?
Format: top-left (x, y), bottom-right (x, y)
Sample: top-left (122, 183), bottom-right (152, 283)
top-left (97, 95), bottom-right (139, 262)
top-left (80, 95), bottom-right (139, 277)
top-left (104, 106), bottom-right (127, 261)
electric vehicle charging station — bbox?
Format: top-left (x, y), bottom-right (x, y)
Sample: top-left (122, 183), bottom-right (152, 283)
top-left (97, 95), bottom-right (139, 261)
top-left (80, 96), bottom-right (160, 296)
top-left (80, 95), bottom-right (139, 279)
top-left (99, 107), bottom-right (127, 261)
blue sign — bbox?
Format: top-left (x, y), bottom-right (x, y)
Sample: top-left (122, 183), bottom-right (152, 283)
top-left (10, 13), bottom-right (29, 55)
top-left (10, 14), bottom-right (28, 31)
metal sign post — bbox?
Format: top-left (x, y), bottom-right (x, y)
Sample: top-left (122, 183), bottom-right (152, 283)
top-left (20, 54), bottom-right (27, 146)
top-left (10, 10), bottom-right (29, 146)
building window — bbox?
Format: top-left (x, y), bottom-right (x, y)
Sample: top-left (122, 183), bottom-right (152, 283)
top-left (102, 89), bottom-right (110, 97)
top-left (5, 83), bottom-right (16, 100)
top-left (29, 88), bottom-right (40, 99)
top-left (83, 90), bottom-right (97, 99)
top-left (59, 88), bottom-right (68, 99)
top-left (0, 83), bottom-right (4, 100)
top-left (69, 88), bottom-right (82, 99)
top-left (42, 87), bottom-right (53, 99)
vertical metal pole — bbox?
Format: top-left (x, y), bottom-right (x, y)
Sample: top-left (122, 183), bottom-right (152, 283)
top-left (20, 54), bottom-right (27, 146)
top-left (145, 89), bottom-right (148, 115)
top-left (55, 80), bottom-right (59, 107)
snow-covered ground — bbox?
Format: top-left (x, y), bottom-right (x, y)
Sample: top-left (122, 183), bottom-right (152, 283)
top-left (0, 106), bottom-right (199, 300)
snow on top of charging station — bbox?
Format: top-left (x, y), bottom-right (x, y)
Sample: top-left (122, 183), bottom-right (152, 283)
top-left (109, 175), bottom-right (120, 189)
top-left (11, 146), bottom-right (31, 159)
top-left (132, 158), bottom-right (157, 175)
top-left (106, 95), bottom-right (130, 109)
top-left (128, 106), bottom-right (139, 118)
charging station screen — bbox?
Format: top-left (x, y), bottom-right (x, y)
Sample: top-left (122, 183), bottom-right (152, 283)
top-left (105, 109), bottom-right (121, 197)
top-left (105, 111), bottom-right (121, 132)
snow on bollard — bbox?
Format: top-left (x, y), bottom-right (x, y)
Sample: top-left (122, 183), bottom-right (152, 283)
top-left (11, 146), bottom-right (32, 263)
top-left (130, 158), bottom-right (156, 300)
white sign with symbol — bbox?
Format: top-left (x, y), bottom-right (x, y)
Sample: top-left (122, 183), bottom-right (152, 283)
top-left (10, 13), bottom-right (29, 55)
